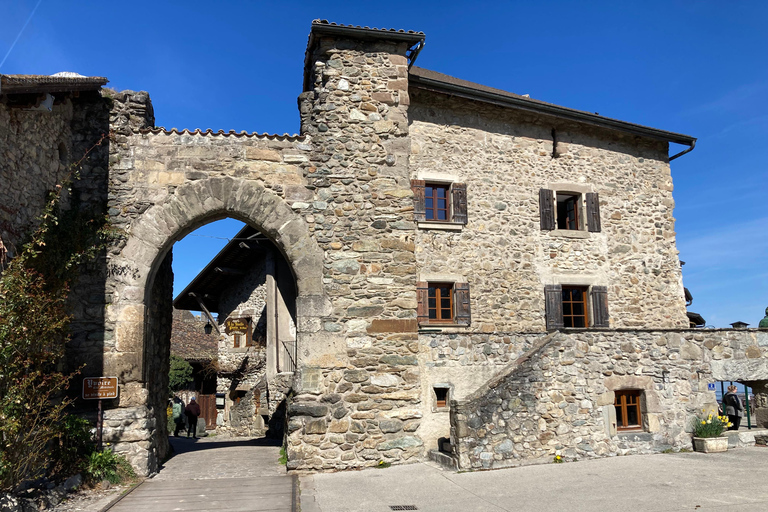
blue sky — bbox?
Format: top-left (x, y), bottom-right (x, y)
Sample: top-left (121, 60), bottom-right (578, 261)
top-left (2, 1), bottom-right (766, 327)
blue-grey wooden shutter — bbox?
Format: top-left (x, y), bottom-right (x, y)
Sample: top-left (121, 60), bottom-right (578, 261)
top-left (544, 284), bottom-right (564, 330)
top-left (539, 188), bottom-right (555, 230)
top-left (591, 285), bottom-right (609, 327)
top-left (454, 282), bottom-right (471, 326)
top-left (586, 192), bottom-right (601, 232)
top-left (451, 183), bottom-right (468, 225)
top-left (412, 180), bottom-right (426, 222)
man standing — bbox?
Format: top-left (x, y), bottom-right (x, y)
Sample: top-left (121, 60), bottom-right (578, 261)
top-left (185, 396), bottom-right (201, 438)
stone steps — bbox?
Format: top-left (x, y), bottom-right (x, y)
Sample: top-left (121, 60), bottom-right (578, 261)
top-left (725, 428), bottom-right (768, 448)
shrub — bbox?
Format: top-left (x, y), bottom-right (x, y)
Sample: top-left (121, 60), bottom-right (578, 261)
top-left (85, 450), bottom-right (135, 485)
top-left (50, 415), bottom-right (95, 478)
top-left (691, 411), bottom-right (732, 438)
top-left (168, 355), bottom-right (193, 394)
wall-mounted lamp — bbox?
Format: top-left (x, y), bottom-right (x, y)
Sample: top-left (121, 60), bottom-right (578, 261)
top-left (204, 322), bottom-right (213, 335)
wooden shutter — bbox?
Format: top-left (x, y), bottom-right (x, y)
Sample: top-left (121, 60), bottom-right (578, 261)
top-left (544, 284), bottom-right (564, 330)
top-left (591, 285), bottom-right (609, 327)
top-left (451, 183), bottom-right (468, 225)
top-left (412, 179), bottom-right (426, 222)
top-left (539, 188), bottom-right (555, 230)
top-left (417, 281), bottom-right (429, 325)
top-left (454, 282), bottom-right (471, 326)
top-left (586, 192), bottom-right (601, 233)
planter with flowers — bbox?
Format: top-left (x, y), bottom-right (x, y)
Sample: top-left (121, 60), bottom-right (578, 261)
top-left (690, 411), bottom-right (732, 453)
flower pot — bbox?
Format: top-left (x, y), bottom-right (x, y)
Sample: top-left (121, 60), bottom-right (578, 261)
top-left (693, 436), bottom-right (728, 453)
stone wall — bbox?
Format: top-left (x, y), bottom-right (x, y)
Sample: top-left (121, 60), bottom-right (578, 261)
top-left (283, 34), bottom-right (426, 470)
top-left (216, 254), bottom-right (269, 436)
top-left (409, 90), bottom-right (688, 331)
top-left (450, 329), bottom-right (768, 470)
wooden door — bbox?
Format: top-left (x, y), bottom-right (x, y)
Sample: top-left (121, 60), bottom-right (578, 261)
top-left (197, 394), bottom-right (217, 430)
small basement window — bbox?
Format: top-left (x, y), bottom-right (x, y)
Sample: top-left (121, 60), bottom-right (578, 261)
top-left (434, 387), bottom-right (449, 409)
top-left (615, 390), bottom-right (643, 431)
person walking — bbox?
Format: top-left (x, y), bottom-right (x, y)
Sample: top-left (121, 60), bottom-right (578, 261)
top-left (723, 385), bottom-right (744, 430)
top-left (185, 396), bottom-right (201, 438)
top-left (172, 396), bottom-right (185, 437)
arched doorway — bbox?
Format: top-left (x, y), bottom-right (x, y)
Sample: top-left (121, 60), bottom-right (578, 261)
top-left (105, 177), bottom-right (327, 474)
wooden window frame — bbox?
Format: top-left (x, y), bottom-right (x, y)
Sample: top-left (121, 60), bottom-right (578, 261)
top-left (539, 188), bottom-right (601, 233)
top-left (412, 180), bottom-right (468, 225)
top-left (556, 192), bottom-right (580, 230)
top-left (562, 285), bottom-right (589, 328)
top-left (425, 183), bottom-right (451, 222)
top-left (428, 283), bottom-right (454, 323)
top-left (418, 281), bottom-right (471, 327)
top-left (614, 390), bottom-right (643, 431)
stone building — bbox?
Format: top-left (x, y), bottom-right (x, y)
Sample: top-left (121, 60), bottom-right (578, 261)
top-left (2, 20), bottom-right (768, 475)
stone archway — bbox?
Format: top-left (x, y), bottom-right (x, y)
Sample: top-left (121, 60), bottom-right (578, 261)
top-left (104, 177), bottom-right (328, 474)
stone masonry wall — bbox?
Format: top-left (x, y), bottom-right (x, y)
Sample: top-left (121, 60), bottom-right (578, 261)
top-left (215, 255), bottom-right (269, 436)
top-left (284, 35), bottom-right (425, 470)
top-left (409, 90), bottom-right (688, 331)
top-left (451, 329), bottom-right (768, 471)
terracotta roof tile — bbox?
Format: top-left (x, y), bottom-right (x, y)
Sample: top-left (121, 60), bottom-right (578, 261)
top-left (170, 309), bottom-right (217, 362)
top-left (138, 127), bottom-right (303, 140)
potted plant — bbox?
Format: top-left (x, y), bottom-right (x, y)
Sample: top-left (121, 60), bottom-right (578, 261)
top-left (690, 411), bottom-right (732, 453)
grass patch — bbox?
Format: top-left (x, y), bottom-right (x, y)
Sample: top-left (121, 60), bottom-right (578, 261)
top-left (278, 447), bottom-right (288, 465)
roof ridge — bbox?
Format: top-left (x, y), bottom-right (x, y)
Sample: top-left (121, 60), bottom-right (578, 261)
top-left (311, 19), bottom-right (424, 35)
top-left (138, 127), bottom-right (304, 141)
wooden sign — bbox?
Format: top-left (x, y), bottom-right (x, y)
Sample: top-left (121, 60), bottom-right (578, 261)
top-left (82, 377), bottom-right (118, 400)
top-left (225, 317), bottom-right (250, 334)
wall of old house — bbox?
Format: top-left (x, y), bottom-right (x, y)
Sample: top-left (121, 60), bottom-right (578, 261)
top-left (450, 328), bottom-right (768, 470)
top-left (215, 254), bottom-right (269, 436)
top-left (408, 90), bottom-right (690, 450)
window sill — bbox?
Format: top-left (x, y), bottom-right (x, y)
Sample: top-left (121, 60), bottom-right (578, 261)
top-left (548, 229), bottom-right (590, 239)
top-left (419, 324), bottom-right (470, 332)
top-left (417, 221), bottom-right (464, 231)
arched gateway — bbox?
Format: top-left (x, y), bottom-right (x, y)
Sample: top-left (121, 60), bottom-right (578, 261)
top-left (105, 176), bottom-right (328, 474)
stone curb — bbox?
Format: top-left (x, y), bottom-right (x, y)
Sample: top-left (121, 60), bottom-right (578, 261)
top-left (98, 480), bottom-right (144, 512)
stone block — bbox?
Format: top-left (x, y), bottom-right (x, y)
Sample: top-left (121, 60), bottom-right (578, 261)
top-left (305, 419), bottom-right (328, 435)
top-left (367, 319), bottom-right (418, 333)
top-left (245, 148), bottom-right (281, 161)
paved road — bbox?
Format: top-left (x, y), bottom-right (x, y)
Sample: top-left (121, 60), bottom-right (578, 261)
top-left (300, 447), bottom-right (768, 512)
top-left (108, 436), bottom-right (294, 512)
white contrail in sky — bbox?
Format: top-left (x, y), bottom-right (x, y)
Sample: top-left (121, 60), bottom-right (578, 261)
top-left (0, 0), bottom-right (44, 72)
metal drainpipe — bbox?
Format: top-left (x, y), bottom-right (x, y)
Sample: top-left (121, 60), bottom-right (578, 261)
top-left (669, 139), bottom-right (696, 161)
top-left (745, 383), bottom-right (752, 429)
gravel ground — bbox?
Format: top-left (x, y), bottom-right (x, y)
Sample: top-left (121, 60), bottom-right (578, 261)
top-left (52, 482), bottom-right (135, 512)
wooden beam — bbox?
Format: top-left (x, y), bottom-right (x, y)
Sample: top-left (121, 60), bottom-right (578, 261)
top-left (188, 292), bottom-right (220, 334)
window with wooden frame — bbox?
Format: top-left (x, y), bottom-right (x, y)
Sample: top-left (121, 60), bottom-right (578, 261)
top-left (614, 390), bottom-right (643, 431)
top-left (226, 317), bottom-right (253, 348)
top-left (539, 188), bottom-right (601, 232)
top-left (434, 387), bottom-right (449, 409)
top-left (544, 284), bottom-right (609, 330)
top-left (417, 281), bottom-right (471, 327)
top-left (411, 179), bottom-right (468, 225)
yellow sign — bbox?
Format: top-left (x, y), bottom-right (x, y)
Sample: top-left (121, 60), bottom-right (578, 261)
top-left (225, 317), bottom-right (250, 334)
top-left (82, 377), bottom-right (118, 399)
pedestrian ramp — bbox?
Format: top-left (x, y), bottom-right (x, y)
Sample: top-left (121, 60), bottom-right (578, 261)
top-left (108, 475), bottom-right (294, 511)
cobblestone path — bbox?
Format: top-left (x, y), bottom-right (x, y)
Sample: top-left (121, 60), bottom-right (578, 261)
top-left (108, 436), bottom-right (294, 512)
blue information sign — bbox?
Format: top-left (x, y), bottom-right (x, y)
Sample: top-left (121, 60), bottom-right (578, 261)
top-left (707, 383), bottom-right (716, 391)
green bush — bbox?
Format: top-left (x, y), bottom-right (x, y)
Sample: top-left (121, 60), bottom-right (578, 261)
top-left (168, 355), bottom-right (193, 395)
top-left (85, 450), bottom-right (135, 485)
top-left (50, 415), bottom-right (95, 478)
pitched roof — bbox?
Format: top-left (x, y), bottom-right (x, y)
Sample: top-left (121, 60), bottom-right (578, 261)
top-left (173, 225), bottom-right (271, 313)
top-left (408, 66), bottom-right (696, 147)
top-left (170, 310), bottom-right (217, 362)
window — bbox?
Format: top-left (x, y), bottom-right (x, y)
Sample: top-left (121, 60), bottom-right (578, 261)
top-left (539, 188), bottom-right (601, 232)
top-left (561, 286), bottom-right (588, 328)
top-left (428, 283), bottom-right (453, 323)
top-left (434, 387), bottom-right (449, 408)
top-left (417, 281), bottom-right (471, 327)
top-left (544, 284), bottom-right (609, 330)
top-left (614, 390), bottom-right (642, 431)
top-left (556, 193), bottom-right (580, 230)
top-left (412, 180), bottom-right (468, 225)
